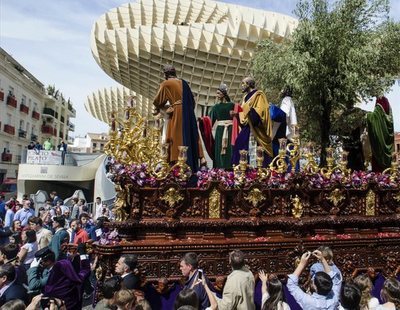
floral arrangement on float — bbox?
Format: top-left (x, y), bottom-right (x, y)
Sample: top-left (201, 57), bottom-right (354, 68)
top-left (108, 161), bottom-right (399, 190)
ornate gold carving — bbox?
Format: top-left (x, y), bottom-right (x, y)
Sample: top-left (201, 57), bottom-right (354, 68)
top-left (395, 192), bottom-right (400, 204)
top-left (328, 188), bottom-right (345, 207)
top-left (320, 148), bottom-right (335, 178)
top-left (245, 188), bottom-right (266, 207)
top-left (366, 190), bottom-right (376, 216)
top-left (291, 195), bottom-right (303, 219)
top-left (161, 188), bottom-right (183, 208)
top-left (208, 188), bottom-right (220, 218)
top-left (302, 142), bottom-right (318, 174)
top-left (270, 139), bottom-right (288, 173)
top-left (95, 266), bottom-right (103, 281)
top-left (383, 155), bottom-right (400, 182)
top-left (113, 184), bottom-right (129, 221)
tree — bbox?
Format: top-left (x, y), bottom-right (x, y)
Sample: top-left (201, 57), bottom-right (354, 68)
top-left (251, 0), bottom-right (400, 165)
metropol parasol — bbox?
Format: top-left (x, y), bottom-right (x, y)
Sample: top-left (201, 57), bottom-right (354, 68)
top-left (85, 0), bottom-right (298, 122)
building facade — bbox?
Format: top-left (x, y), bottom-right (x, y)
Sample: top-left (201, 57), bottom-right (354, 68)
top-left (87, 0), bottom-right (298, 123)
top-left (0, 48), bottom-right (75, 181)
top-left (69, 133), bottom-right (109, 153)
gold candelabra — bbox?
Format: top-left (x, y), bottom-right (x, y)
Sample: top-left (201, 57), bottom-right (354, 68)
top-left (256, 147), bottom-right (270, 179)
top-left (287, 125), bottom-right (300, 173)
top-left (320, 147), bottom-right (335, 178)
top-left (333, 151), bottom-right (351, 177)
top-left (269, 138), bottom-right (289, 173)
top-left (170, 146), bottom-right (192, 182)
top-left (383, 153), bottom-right (400, 182)
top-left (303, 142), bottom-right (319, 174)
top-left (233, 150), bottom-right (249, 184)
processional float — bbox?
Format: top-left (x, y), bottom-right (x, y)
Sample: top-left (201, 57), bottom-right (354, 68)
top-left (94, 105), bottom-right (400, 285)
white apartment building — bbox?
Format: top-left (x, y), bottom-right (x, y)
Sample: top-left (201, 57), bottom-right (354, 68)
top-left (0, 48), bottom-right (76, 182)
top-left (69, 133), bottom-right (109, 153)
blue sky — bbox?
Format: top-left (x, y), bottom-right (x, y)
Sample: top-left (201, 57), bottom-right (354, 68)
top-left (1, 0), bottom-right (399, 137)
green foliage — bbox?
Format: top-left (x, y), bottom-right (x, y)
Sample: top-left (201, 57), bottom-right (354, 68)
top-left (251, 0), bottom-right (400, 163)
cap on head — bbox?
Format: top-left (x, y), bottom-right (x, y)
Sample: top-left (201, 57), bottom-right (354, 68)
top-left (34, 246), bottom-right (55, 261)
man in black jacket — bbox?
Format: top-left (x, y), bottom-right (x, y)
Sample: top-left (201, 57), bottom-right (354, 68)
top-left (0, 263), bottom-right (28, 306)
top-left (115, 254), bottom-right (140, 289)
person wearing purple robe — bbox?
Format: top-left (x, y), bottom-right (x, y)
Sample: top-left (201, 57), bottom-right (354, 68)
top-left (27, 246), bottom-right (90, 309)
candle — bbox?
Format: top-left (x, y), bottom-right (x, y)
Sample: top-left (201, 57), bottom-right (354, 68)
top-left (256, 146), bottom-right (264, 159)
top-left (279, 138), bottom-right (287, 151)
top-left (326, 147), bottom-right (334, 158)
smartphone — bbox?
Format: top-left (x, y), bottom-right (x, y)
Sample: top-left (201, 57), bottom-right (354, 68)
top-left (198, 269), bottom-right (203, 279)
top-left (40, 297), bottom-right (50, 309)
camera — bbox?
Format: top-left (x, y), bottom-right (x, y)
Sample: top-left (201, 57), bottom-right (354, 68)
top-left (40, 297), bottom-right (51, 309)
top-left (198, 269), bottom-right (203, 280)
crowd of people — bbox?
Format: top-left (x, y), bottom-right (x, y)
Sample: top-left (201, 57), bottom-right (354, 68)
top-left (0, 192), bottom-right (119, 308)
top-left (0, 195), bottom-right (399, 310)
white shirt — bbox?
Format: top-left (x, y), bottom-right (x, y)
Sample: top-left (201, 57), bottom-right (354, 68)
top-left (262, 292), bottom-right (290, 310)
top-left (280, 96), bottom-right (297, 140)
top-left (94, 202), bottom-right (102, 220)
top-left (22, 241), bottom-right (38, 265)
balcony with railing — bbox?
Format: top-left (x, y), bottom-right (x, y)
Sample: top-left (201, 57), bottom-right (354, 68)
top-left (6, 95), bottom-right (17, 108)
top-left (43, 107), bottom-right (58, 119)
top-left (41, 125), bottom-right (57, 136)
top-left (0, 90), bottom-right (4, 101)
top-left (3, 124), bottom-right (15, 135)
top-left (32, 110), bottom-right (40, 120)
top-left (1, 153), bottom-right (12, 162)
top-left (18, 128), bottom-right (27, 138)
top-left (20, 103), bottom-right (29, 114)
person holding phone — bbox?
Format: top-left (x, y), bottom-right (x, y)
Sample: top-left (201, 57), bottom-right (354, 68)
top-left (286, 250), bottom-right (343, 310)
top-left (179, 252), bottom-right (211, 310)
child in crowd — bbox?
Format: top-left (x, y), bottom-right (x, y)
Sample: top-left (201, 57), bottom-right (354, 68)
top-left (310, 246), bottom-right (342, 283)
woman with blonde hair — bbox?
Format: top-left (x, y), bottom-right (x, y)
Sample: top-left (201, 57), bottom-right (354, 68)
top-left (115, 289), bottom-right (137, 310)
top-left (354, 274), bottom-right (379, 310)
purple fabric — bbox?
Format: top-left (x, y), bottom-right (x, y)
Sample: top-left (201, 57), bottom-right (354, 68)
top-left (371, 273), bottom-right (385, 303)
top-left (232, 125), bottom-right (250, 165)
top-left (283, 283), bottom-right (302, 310)
top-left (254, 279), bottom-right (262, 310)
top-left (44, 258), bottom-right (90, 309)
top-left (144, 282), bottom-right (183, 310)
